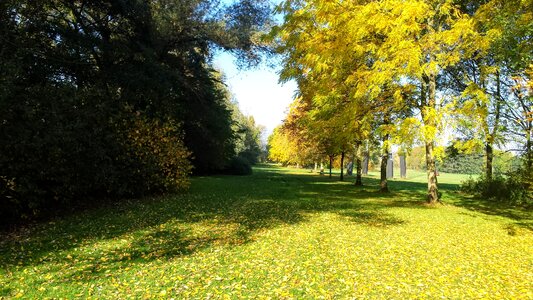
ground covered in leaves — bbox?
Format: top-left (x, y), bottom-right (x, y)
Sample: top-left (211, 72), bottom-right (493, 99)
top-left (1, 165), bottom-right (532, 299)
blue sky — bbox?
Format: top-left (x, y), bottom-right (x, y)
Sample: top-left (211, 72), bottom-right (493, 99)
top-left (213, 0), bottom-right (295, 139)
top-left (213, 51), bottom-right (297, 137)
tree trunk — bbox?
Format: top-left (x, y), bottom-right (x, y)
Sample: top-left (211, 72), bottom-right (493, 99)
top-left (354, 142), bottom-right (362, 186)
top-left (420, 71), bottom-right (440, 204)
top-left (340, 151), bottom-right (345, 181)
top-left (380, 147), bottom-right (389, 192)
top-left (425, 141), bottom-right (439, 202)
top-left (485, 71), bottom-right (501, 182)
top-left (527, 131), bottom-right (532, 172)
top-left (329, 155), bottom-right (333, 178)
top-left (314, 162), bottom-right (318, 173)
top-left (362, 152), bottom-right (369, 175)
top-left (486, 143), bottom-right (493, 181)
top-left (386, 153), bottom-right (394, 179)
top-left (399, 155), bottom-right (407, 178)
top-left (355, 158), bottom-right (362, 186)
top-left (380, 114), bottom-right (390, 192)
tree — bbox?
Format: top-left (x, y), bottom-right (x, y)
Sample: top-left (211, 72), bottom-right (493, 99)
top-left (270, 0), bottom-right (381, 183)
top-left (273, 0), bottom-right (482, 203)
top-left (231, 102), bottom-right (265, 165)
top-left (0, 0), bottom-right (273, 225)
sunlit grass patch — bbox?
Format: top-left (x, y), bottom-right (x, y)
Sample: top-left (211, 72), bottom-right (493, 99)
top-left (1, 165), bottom-right (531, 298)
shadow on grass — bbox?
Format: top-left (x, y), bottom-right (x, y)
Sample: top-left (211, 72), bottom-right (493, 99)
top-left (451, 196), bottom-right (533, 231)
top-left (303, 171), bottom-right (531, 231)
top-left (1, 165), bottom-right (530, 290)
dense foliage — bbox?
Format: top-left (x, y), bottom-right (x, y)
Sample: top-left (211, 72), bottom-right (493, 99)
top-left (268, 0), bottom-right (532, 203)
top-left (0, 0), bottom-right (269, 225)
top-left (231, 103), bottom-right (265, 167)
top-left (461, 170), bottom-right (533, 206)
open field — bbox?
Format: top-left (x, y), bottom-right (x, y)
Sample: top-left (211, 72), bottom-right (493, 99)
top-left (1, 165), bottom-right (531, 299)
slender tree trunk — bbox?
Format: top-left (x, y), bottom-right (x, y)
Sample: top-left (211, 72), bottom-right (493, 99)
top-left (340, 151), bottom-right (345, 181)
top-left (425, 141), bottom-right (439, 202)
top-left (380, 145), bottom-right (389, 192)
top-left (527, 130), bottom-right (532, 172)
top-left (399, 155), bottom-right (407, 178)
top-left (362, 152), bottom-right (369, 175)
top-left (380, 126), bottom-right (390, 192)
top-left (526, 130), bottom-right (533, 192)
top-left (486, 143), bottom-right (493, 181)
top-left (354, 142), bottom-right (362, 186)
top-left (485, 71), bottom-right (501, 181)
top-left (380, 113), bottom-right (391, 192)
top-left (423, 73), bottom-right (439, 204)
top-left (314, 162), bottom-right (318, 173)
top-left (329, 155), bottom-right (333, 178)
top-left (355, 158), bottom-right (362, 186)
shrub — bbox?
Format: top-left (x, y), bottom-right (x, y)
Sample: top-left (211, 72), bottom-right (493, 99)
top-left (461, 170), bottom-right (532, 206)
top-left (0, 96), bottom-right (192, 227)
top-left (223, 156), bottom-right (253, 175)
top-left (124, 117), bottom-right (192, 194)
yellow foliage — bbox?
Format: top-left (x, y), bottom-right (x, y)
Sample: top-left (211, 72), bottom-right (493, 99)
top-left (126, 117), bottom-right (192, 192)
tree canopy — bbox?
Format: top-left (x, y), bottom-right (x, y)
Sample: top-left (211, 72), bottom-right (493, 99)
top-left (0, 0), bottom-right (270, 225)
top-left (268, 0), bottom-right (532, 203)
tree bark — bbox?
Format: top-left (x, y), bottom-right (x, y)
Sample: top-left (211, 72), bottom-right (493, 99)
top-left (329, 155), bottom-right (333, 178)
top-left (486, 143), bottom-right (493, 181)
top-left (380, 112), bottom-right (391, 192)
top-left (354, 142), bottom-right (362, 186)
top-left (340, 151), bottom-right (345, 181)
top-left (423, 72), bottom-right (439, 204)
top-left (380, 126), bottom-right (390, 192)
top-left (425, 141), bottom-right (439, 202)
top-left (485, 71), bottom-right (501, 181)
top-left (386, 153), bottom-right (394, 179)
top-left (399, 155), bottom-right (407, 178)
top-left (362, 152), bottom-right (369, 175)
top-left (527, 131), bottom-right (532, 172)
top-left (380, 146), bottom-right (389, 192)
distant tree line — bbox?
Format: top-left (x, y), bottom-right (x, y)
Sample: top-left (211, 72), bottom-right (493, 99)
top-left (0, 0), bottom-right (269, 226)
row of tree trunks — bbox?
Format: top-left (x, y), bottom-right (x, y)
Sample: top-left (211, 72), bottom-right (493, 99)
top-left (327, 148), bottom-right (410, 188)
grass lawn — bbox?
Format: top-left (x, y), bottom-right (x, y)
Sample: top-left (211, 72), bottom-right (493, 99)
top-left (1, 165), bottom-right (532, 299)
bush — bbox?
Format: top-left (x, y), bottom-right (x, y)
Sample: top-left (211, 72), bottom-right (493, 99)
top-left (223, 156), bottom-right (253, 175)
top-left (461, 170), bottom-right (532, 206)
top-left (124, 117), bottom-right (192, 194)
top-left (0, 92), bottom-right (192, 226)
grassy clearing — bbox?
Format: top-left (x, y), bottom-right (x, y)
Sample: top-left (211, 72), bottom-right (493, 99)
top-left (1, 165), bottom-right (532, 299)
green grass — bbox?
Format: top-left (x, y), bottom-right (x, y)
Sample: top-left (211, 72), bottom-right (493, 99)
top-left (1, 165), bottom-right (532, 299)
